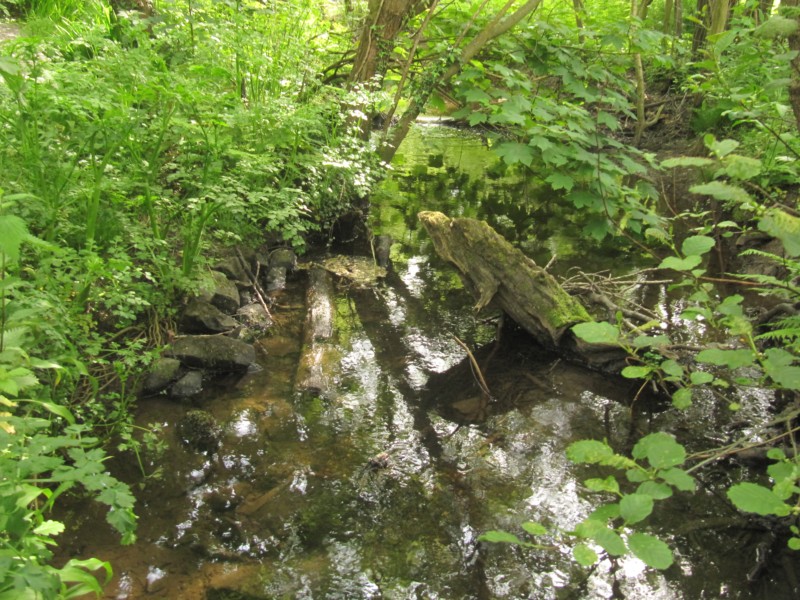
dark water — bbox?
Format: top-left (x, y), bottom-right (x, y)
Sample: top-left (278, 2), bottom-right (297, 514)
top-left (58, 124), bottom-right (798, 599)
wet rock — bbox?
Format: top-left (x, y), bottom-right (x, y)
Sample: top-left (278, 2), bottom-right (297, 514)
top-left (142, 358), bottom-right (182, 395)
top-left (270, 248), bottom-right (297, 270)
top-left (237, 303), bottom-right (273, 331)
top-left (171, 370), bottom-right (204, 398)
top-left (167, 335), bottom-right (256, 372)
top-left (204, 487), bottom-right (242, 513)
top-left (181, 299), bottom-right (238, 334)
top-left (213, 256), bottom-right (249, 285)
top-left (177, 410), bottom-right (221, 452)
top-left (374, 234), bottom-right (393, 269)
top-left (199, 271), bottom-right (241, 314)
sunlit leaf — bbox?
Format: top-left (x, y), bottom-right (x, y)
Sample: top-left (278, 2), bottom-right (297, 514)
top-left (573, 543), bottom-right (598, 566)
top-left (681, 235), bottom-right (715, 257)
top-left (567, 440), bottom-right (615, 464)
top-left (495, 142), bottom-right (535, 167)
top-left (689, 181), bottom-right (752, 205)
top-left (620, 493), bottom-right (654, 524)
top-left (571, 322), bottom-right (620, 345)
top-left (758, 208), bottom-right (800, 257)
top-left (632, 432), bottom-right (686, 469)
top-left (627, 533), bottom-right (673, 569)
top-left (479, 530), bottom-right (525, 545)
top-left (727, 483), bottom-right (791, 516)
top-left (659, 255), bottom-right (702, 271)
top-left (696, 348), bottom-right (756, 369)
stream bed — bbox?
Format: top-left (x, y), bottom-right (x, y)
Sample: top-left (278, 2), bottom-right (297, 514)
top-left (59, 124), bottom-right (799, 599)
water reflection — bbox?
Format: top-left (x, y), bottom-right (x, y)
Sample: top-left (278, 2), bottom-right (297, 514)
top-left (55, 124), bottom-right (798, 599)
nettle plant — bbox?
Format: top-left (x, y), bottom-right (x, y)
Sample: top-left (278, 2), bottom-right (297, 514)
top-left (482, 137), bottom-right (800, 568)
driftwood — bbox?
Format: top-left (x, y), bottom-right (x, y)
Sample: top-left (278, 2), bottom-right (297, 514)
top-left (418, 211), bottom-right (628, 372)
top-left (294, 268), bottom-right (340, 397)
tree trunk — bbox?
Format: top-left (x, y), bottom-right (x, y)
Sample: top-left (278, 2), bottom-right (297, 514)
top-left (349, 0), bottom-right (424, 86)
top-left (380, 0), bottom-right (544, 161)
top-left (708, 0), bottom-right (731, 36)
top-left (663, 0), bottom-right (674, 34)
top-left (784, 0), bottom-right (800, 131)
top-left (572, 0), bottom-right (585, 44)
top-left (418, 211), bottom-right (630, 372)
top-left (295, 268), bottom-right (340, 397)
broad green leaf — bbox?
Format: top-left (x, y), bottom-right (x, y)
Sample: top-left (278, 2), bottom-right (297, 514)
top-left (522, 521), bottom-right (548, 536)
top-left (660, 157), bottom-right (715, 169)
top-left (627, 533), bottom-right (674, 569)
top-left (758, 208), bottom-right (800, 257)
top-left (621, 365), bottom-right (653, 379)
top-left (681, 235), bottom-right (715, 257)
top-left (585, 476), bottom-right (620, 495)
top-left (696, 348), bottom-right (755, 369)
top-left (573, 543), bottom-right (598, 566)
top-left (576, 519), bottom-right (627, 556)
top-left (763, 348), bottom-right (800, 390)
top-left (727, 482), bottom-right (791, 516)
top-left (723, 155), bottom-right (761, 180)
top-left (691, 366), bottom-right (718, 382)
top-left (620, 493), bottom-right (654, 524)
top-left (462, 88), bottom-right (492, 104)
top-left (660, 468), bottom-right (696, 492)
top-left (567, 439), bottom-right (615, 464)
top-left (706, 137), bottom-right (739, 158)
top-left (689, 181), bottom-right (752, 205)
top-left (637, 481), bottom-right (673, 500)
top-left (0, 214), bottom-right (30, 263)
top-left (660, 359), bottom-right (684, 379)
top-left (632, 432), bottom-right (686, 469)
top-left (659, 255), bottom-right (702, 271)
top-left (479, 530), bottom-right (525, 545)
top-left (671, 387), bottom-right (692, 409)
top-left (495, 142), bottom-right (535, 167)
top-left (571, 321), bottom-right (620, 345)
top-left (626, 468), bottom-right (649, 483)
top-left (468, 112), bottom-right (488, 126)
top-left (546, 172), bottom-right (574, 192)
top-left (789, 537), bottom-right (800, 550)
top-left (590, 503), bottom-right (621, 521)
top-left (754, 15), bottom-right (799, 38)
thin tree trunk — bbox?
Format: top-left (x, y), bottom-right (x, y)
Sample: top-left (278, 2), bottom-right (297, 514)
top-left (380, 0), bottom-right (544, 161)
top-left (663, 0), bottom-right (674, 34)
top-left (708, 0), bottom-right (731, 36)
top-left (784, 0), bottom-right (800, 131)
top-left (675, 0), bottom-right (683, 36)
top-left (572, 0), bottom-right (585, 44)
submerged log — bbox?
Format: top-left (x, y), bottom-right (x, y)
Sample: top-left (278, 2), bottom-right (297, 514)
top-left (294, 268), bottom-right (340, 397)
top-left (419, 211), bottom-right (591, 347)
top-left (418, 211), bottom-right (628, 372)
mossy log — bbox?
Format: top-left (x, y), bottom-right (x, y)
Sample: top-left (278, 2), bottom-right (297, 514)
top-left (419, 211), bottom-right (591, 347)
top-left (418, 211), bottom-right (628, 371)
top-left (294, 267), bottom-right (340, 397)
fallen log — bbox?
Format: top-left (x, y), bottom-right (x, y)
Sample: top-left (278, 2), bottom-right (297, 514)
top-left (294, 267), bottom-right (340, 398)
top-left (418, 211), bottom-right (628, 372)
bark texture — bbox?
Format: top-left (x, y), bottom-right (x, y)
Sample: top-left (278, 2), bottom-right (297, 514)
top-left (418, 211), bottom-right (591, 348)
top-left (295, 268), bottom-right (340, 397)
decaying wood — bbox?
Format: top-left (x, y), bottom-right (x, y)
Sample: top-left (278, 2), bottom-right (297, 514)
top-left (294, 268), bottom-right (340, 397)
top-left (418, 211), bottom-right (630, 372)
top-left (419, 211), bottom-right (591, 348)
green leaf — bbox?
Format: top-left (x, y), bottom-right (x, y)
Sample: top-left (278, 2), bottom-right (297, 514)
top-left (727, 483), bottom-right (791, 516)
top-left (659, 255), bottom-right (702, 271)
top-left (521, 521), bottom-right (548, 536)
top-left (575, 519), bottom-right (627, 556)
top-left (34, 520), bottom-right (65, 537)
top-left (689, 181), bottom-right (752, 205)
top-left (627, 533), bottom-right (674, 569)
top-left (723, 155), bottom-right (761, 180)
top-left (495, 142), bottom-right (535, 167)
top-left (763, 348), bottom-right (800, 390)
top-left (660, 468), bottom-right (696, 492)
top-left (681, 235), bottom-right (715, 257)
top-left (567, 440), bottom-right (615, 464)
top-left (672, 387), bottom-right (693, 409)
top-left (690, 370), bottom-right (716, 385)
top-left (621, 365), bottom-right (653, 379)
top-left (468, 112), bottom-right (488, 126)
top-left (462, 88), bottom-right (492, 104)
top-left (632, 432), bottom-right (686, 469)
top-left (696, 348), bottom-right (756, 369)
top-left (661, 157), bottom-right (715, 169)
top-left (706, 137), bottom-right (739, 158)
top-left (620, 493), bottom-right (654, 524)
top-left (660, 359), bottom-right (684, 380)
top-left (571, 321), bottom-right (620, 345)
top-left (789, 537), bottom-right (800, 551)
top-left (637, 481), bottom-right (673, 500)
top-left (573, 543), bottom-right (598, 566)
top-left (546, 172), bottom-right (574, 192)
top-left (478, 530), bottom-right (526, 545)
top-left (585, 476), bottom-right (620, 495)
top-left (758, 208), bottom-right (800, 257)
top-left (0, 214), bottom-right (30, 263)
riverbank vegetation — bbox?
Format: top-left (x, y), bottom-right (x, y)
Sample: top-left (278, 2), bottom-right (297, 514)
top-left (0, 0), bottom-right (798, 596)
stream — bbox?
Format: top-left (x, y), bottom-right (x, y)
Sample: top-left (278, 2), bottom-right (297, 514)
top-left (58, 123), bottom-right (799, 599)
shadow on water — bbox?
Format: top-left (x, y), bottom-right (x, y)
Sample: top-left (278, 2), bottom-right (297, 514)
top-left (57, 124), bottom-right (799, 599)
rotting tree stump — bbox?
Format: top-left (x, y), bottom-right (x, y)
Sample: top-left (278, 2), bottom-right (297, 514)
top-left (418, 211), bottom-right (628, 372)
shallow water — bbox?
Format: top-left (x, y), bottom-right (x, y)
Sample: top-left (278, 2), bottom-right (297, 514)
top-left (58, 125), bottom-right (799, 599)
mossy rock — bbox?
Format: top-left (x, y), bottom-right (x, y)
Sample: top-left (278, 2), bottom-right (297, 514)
top-left (177, 410), bottom-right (221, 453)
